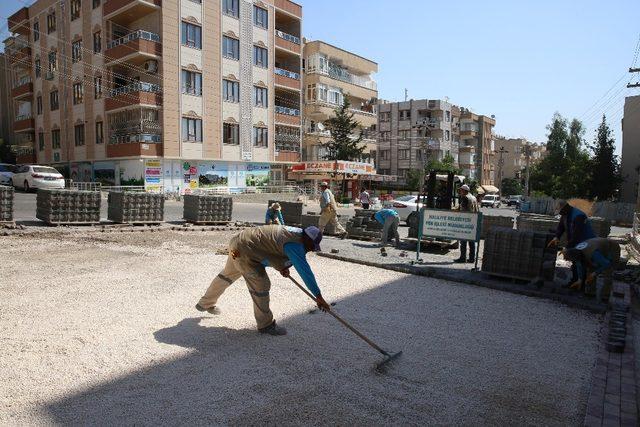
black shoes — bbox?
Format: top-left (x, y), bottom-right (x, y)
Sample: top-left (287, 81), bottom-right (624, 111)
top-left (454, 257), bottom-right (466, 263)
top-left (195, 303), bottom-right (221, 315)
top-left (259, 320), bottom-right (287, 336)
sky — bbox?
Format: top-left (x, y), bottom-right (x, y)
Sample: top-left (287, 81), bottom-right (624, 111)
top-left (0, 0), bottom-right (638, 152)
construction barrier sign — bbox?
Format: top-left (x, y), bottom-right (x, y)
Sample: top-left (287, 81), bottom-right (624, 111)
top-left (419, 209), bottom-right (482, 242)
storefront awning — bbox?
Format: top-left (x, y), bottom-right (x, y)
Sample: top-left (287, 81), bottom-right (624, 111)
top-left (481, 185), bottom-right (500, 194)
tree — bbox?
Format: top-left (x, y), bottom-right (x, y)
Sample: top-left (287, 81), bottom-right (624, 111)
top-left (322, 98), bottom-right (366, 161)
top-left (589, 114), bottom-right (622, 200)
top-left (501, 178), bottom-right (523, 196)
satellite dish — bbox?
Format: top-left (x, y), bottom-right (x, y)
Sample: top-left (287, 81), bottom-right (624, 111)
top-left (317, 123), bottom-right (325, 131)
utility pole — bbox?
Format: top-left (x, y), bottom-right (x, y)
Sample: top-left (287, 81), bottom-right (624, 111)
top-left (404, 88), bottom-right (408, 102)
top-left (628, 68), bottom-right (640, 88)
top-left (496, 146), bottom-right (508, 193)
top-left (523, 143), bottom-right (532, 196)
top-left (60, 0), bottom-right (72, 179)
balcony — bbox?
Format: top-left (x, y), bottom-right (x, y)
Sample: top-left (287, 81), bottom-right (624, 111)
top-left (275, 0), bottom-right (302, 18)
top-left (12, 77), bottom-right (33, 99)
top-left (460, 130), bottom-right (478, 138)
top-left (275, 30), bottom-right (301, 54)
top-left (104, 0), bottom-right (162, 23)
top-left (274, 67), bottom-right (300, 90)
top-left (14, 114), bottom-right (35, 132)
top-left (8, 7), bottom-right (29, 34)
top-left (107, 141), bottom-right (163, 159)
top-left (44, 71), bottom-right (55, 81)
top-left (275, 106), bottom-right (301, 126)
top-left (105, 30), bottom-right (161, 64)
top-left (9, 45), bottom-right (31, 65)
top-left (16, 145), bottom-right (36, 164)
top-left (106, 82), bottom-right (162, 112)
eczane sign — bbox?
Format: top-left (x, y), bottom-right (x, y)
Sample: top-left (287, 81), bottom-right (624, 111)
top-left (420, 209), bottom-right (482, 242)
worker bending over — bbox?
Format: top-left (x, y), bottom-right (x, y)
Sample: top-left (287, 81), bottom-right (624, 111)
top-left (562, 237), bottom-right (620, 301)
top-left (196, 225), bottom-right (330, 335)
top-left (265, 202), bottom-right (284, 225)
top-left (373, 208), bottom-right (400, 248)
top-left (548, 199), bottom-right (596, 287)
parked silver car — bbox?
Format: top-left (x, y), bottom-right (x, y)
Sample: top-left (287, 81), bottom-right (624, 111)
top-left (0, 163), bottom-right (17, 186)
top-left (12, 165), bottom-right (65, 192)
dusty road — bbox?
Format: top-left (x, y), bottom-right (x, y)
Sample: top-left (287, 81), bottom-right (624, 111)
top-left (1, 229), bottom-right (600, 425)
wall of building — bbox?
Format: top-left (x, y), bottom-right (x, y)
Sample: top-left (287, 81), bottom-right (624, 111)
top-left (621, 95), bottom-right (640, 203)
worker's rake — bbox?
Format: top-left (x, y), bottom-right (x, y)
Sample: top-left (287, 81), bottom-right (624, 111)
top-left (287, 276), bottom-right (402, 372)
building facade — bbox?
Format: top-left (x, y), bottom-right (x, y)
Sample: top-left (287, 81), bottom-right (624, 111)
top-left (301, 40), bottom-right (378, 165)
top-left (5, 0), bottom-right (303, 190)
top-left (458, 109), bottom-right (495, 186)
top-left (620, 95), bottom-right (640, 203)
top-left (0, 53), bottom-right (13, 147)
top-left (492, 137), bottom-right (547, 191)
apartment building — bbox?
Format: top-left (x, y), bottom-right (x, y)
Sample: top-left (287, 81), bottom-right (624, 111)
top-left (5, 0), bottom-right (303, 190)
top-left (458, 109), bottom-right (496, 186)
top-left (492, 137), bottom-right (547, 184)
top-left (0, 53), bottom-right (13, 146)
top-left (301, 40), bottom-right (378, 165)
top-left (620, 95), bottom-right (640, 203)
top-left (376, 99), bottom-right (461, 185)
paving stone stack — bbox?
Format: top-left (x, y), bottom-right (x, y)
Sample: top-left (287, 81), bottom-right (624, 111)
top-left (517, 213), bottom-right (610, 238)
top-left (590, 217), bottom-right (611, 238)
top-left (300, 213), bottom-right (349, 235)
top-left (481, 215), bottom-right (514, 239)
top-left (36, 189), bottom-right (101, 225)
top-left (108, 192), bottom-right (164, 224)
top-left (345, 209), bottom-right (382, 240)
top-left (482, 227), bottom-right (556, 281)
top-left (183, 194), bottom-right (232, 224)
top-left (0, 185), bottom-right (14, 223)
top-left (267, 200), bottom-right (303, 226)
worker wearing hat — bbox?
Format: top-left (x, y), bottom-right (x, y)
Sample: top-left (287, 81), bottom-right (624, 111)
top-left (265, 202), bottom-right (284, 225)
top-left (196, 225), bottom-right (330, 335)
top-left (454, 184), bottom-right (479, 263)
top-left (318, 181), bottom-right (347, 238)
top-left (562, 237), bottom-right (620, 301)
top-left (548, 199), bottom-right (596, 287)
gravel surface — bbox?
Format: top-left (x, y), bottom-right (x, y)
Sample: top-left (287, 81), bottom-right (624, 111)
top-left (1, 229), bottom-right (601, 425)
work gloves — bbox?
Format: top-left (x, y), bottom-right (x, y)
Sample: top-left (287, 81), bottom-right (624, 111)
top-left (547, 237), bottom-right (560, 248)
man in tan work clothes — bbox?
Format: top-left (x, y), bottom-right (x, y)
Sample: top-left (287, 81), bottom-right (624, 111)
top-left (318, 181), bottom-right (347, 238)
top-left (196, 225), bottom-right (330, 335)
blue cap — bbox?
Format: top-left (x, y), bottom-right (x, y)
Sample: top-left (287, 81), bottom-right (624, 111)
top-left (303, 226), bottom-right (322, 251)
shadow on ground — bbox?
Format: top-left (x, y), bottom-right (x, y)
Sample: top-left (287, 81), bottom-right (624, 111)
top-left (43, 273), bottom-right (597, 426)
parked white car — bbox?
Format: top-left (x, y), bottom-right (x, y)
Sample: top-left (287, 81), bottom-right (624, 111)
top-left (0, 163), bottom-right (17, 186)
top-left (480, 194), bottom-right (501, 208)
top-left (383, 195), bottom-right (422, 223)
top-left (13, 165), bottom-right (65, 191)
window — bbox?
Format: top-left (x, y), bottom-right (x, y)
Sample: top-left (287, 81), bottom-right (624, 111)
top-left (398, 169), bottom-right (409, 179)
top-left (71, 0), bottom-right (81, 20)
top-left (399, 110), bottom-right (410, 121)
top-left (95, 121), bottom-right (104, 144)
top-left (222, 36), bottom-right (239, 59)
top-left (253, 45), bottom-right (268, 68)
top-left (380, 131), bottom-right (390, 141)
top-left (380, 112), bottom-right (390, 122)
top-left (52, 129), bottom-right (61, 149)
top-left (253, 127), bottom-right (268, 147)
top-left (48, 51), bottom-right (57, 72)
top-left (223, 123), bottom-right (239, 145)
top-left (93, 31), bottom-right (101, 53)
top-left (222, 79), bottom-right (239, 102)
top-left (47, 12), bottom-right (56, 33)
top-left (50, 90), bottom-right (59, 110)
top-left (416, 149), bottom-right (423, 161)
top-left (33, 21), bottom-right (40, 41)
top-left (253, 5), bottom-right (268, 29)
top-left (181, 70), bottom-right (202, 96)
top-left (306, 83), bottom-right (328, 102)
top-left (72, 40), bottom-right (82, 63)
top-left (445, 130), bottom-right (450, 141)
top-left (181, 118), bottom-right (203, 142)
top-left (93, 0), bottom-right (101, 8)
top-left (73, 82), bottom-right (83, 104)
top-left (222, 0), bottom-right (238, 17)
top-left (35, 59), bottom-right (41, 78)
top-left (398, 149), bottom-right (410, 160)
top-left (254, 86), bottom-right (268, 108)
top-left (380, 150), bottom-right (390, 160)
top-left (74, 124), bottom-right (85, 146)
top-left (36, 96), bottom-right (43, 115)
top-left (445, 110), bottom-right (451, 122)
top-left (327, 87), bottom-right (343, 105)
top-left (181, 22), bottom-right (202, 49)
top-left (399, 130), bottom-right (411, 140)
top-left (94, 76), bottom-right (102, 99)
top-left (38, 132), bottom-right (45, 151)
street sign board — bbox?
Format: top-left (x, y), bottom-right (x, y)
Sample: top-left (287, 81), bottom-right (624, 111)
top-left (420, 208), bottom-right (482, 242)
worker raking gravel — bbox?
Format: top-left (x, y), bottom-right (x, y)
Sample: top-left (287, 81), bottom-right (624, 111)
top-left (195, 224), bottom-right (330, 335)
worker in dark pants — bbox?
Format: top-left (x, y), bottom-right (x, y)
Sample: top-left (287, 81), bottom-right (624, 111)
top-left (562, 237), bottom-right (620, 301)
top-left (454, 184), bottom-right (479, 263)
top-left (548, 200), bottom-right (596, 287)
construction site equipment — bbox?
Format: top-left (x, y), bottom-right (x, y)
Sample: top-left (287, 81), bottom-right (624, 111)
top-left (183, 194), bottom-right (232, 224)
top-left (287, 275), bottom-right (402, 371)
top-left (36, 189), bottom-right (101, 225)
top-left (0, 185), bottom-right (14, 223)
top-left (108, 192), bottom-right (164, 224)
top-left (267, 200), bottom-right (303, 226)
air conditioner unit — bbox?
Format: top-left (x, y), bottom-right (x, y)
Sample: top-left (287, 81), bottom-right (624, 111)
top-left (144, 60), bottom-right (158, 73)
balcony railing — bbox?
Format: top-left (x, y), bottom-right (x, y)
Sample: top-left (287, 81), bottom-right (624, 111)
top-left (109, 133), bottom-right (162, 144)
top-left (275, 30), bottom-right (300, 45)
top-left (275, 105), bottom-right (300, 116)
top-left (348, 107), bottom-right (376, 118)
top-left (44, 71), bottom-right (55, 80)
top-left (14, 76), bottom-right (32, 87)
top-left (107, 30), bottom-right (161, 49)
top-left (275, 67), bottom-right (300, 80)
top-left (109, 82), bottom-right (162, 98)
top-left (16, 113), bottom-right (33, 121)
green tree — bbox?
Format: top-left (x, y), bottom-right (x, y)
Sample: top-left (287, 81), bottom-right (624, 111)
top-left (589, 114), bottom-right (621, 200)
top-left (501, 178), bottom-right (523, 196)
top-left (322, 98), bottom-right (366, 161)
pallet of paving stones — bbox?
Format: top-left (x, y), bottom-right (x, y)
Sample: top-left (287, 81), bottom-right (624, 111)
top-left (517, 213), bottom-right (611, 239)
top-left (183, 194), bottom-right (232, 224)
top-left (268, 200), bottom-right (303, 225)
top-left (0, 185), bottom-right (14, 223)
top-left (36, 189), bottom-right (101, 225)
top-left (108, 192), bottom-right (164, 224)
top-left (480, 215), bottom-right (514, 239)
top-left (345, 210), bottom-right (383, 240)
